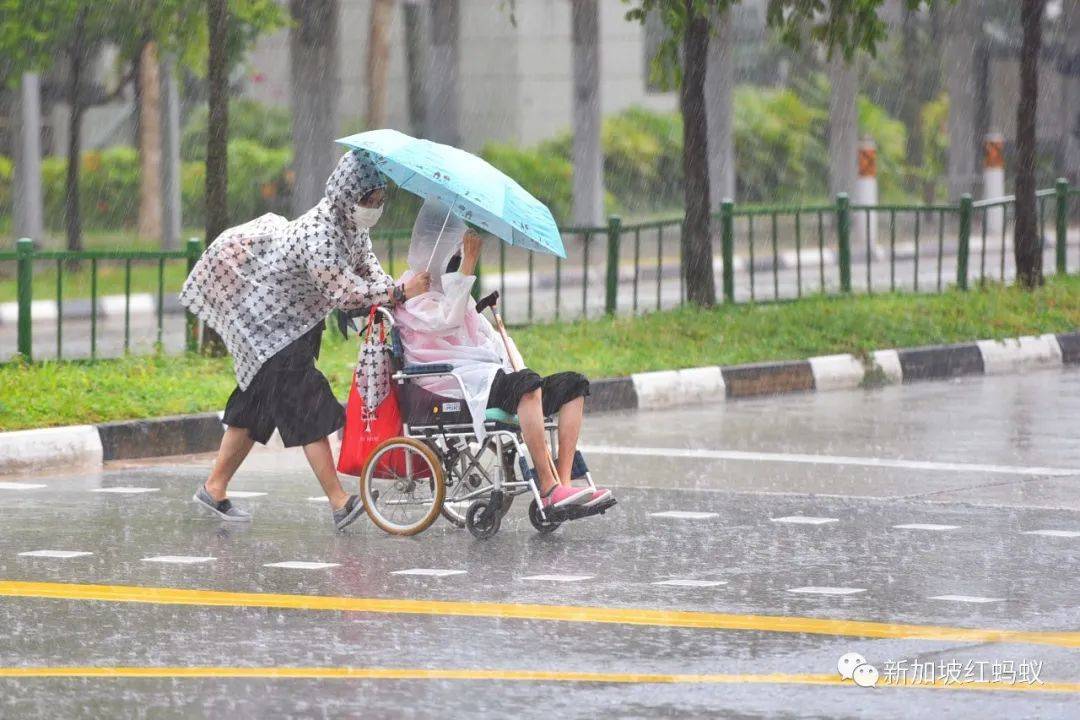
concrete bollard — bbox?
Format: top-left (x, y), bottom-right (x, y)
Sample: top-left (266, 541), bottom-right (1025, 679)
top-left (983, 133), bottom-right (1006, 235)
top-left (854, 139), bottom-right (878, 252)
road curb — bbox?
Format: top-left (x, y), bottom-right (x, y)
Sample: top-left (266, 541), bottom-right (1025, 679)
top-left (3, 331), bottom-right (1078, 476)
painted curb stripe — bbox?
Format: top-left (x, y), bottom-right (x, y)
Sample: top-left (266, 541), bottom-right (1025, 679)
top-left (97, 413), bottom-right (224, 462)
top-left (0, 667), bottom-right (1075, 692)
top-left (2, 580), bottom-right (1079, 649)
top-left (897, 344), bottom-right (984, 382)
top-left (1056, 332), bottom-right (1080, 364)
top-left (722, 360), bottom-right (815, 399)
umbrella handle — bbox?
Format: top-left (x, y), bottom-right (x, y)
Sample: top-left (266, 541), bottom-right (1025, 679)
top-left (424, 206), bottom-right (455, 274)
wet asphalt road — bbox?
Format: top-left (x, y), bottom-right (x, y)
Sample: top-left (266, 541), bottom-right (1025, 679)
top-left (2, 370), bottom-right (1080, 717)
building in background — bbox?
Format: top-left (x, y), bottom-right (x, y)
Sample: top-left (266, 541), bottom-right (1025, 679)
top-left (243, 0), bottom-right (676, 151)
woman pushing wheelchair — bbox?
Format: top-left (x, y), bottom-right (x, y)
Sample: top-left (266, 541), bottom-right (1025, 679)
top-left (393, 198), bottom-right (614, 515)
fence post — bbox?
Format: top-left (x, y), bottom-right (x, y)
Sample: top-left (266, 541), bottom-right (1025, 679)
top-left (185, 237), bottom-right (201, 352)
top-left (957, 193), bottom-right (972, 290)
top-left (16, 237), bottom-right (33, 361)
top-left (605, 215), bottom-right (621, 315)
top-left (836, 193), bottom-right (851, 292)
top-left (720, 200), bottom-right (735, 303)
top-left (1056, 178), bottom-right (1069, 275)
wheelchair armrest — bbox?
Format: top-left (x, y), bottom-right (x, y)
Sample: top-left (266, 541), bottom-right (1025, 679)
top-left (401, 363), bottom-right (454, 376)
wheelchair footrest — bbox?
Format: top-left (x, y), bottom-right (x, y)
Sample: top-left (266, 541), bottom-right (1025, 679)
top-left (544, 497), bottom-right (617, 523)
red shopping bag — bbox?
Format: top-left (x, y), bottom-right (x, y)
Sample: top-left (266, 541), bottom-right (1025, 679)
top-left (337, 376), bottom-right (405, 476)
top-left (337, 308), bottom-right (405, 477)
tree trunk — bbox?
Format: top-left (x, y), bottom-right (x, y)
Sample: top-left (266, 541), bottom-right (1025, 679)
top-left (366, 0), bottom-right (394, 130)
top-left (680, 5), bottom-right (715, 307)
top-left (899, 8), bottom-right (923, 192)
top-left (705, 7), bottom-right (735, 209)
top-left (827, 55), bottom-right (857, 197)
top-left (944, 0), bottom-right (978, 199)
top-left (571, 0), bottom-right (603, 226)
top-left (160, 54), bottom-right (182, 250)
top-left (204, 0), bottom-right (230, 353)
top-left (1014, 0), bottom-right (1046, 289)
top-left (1061, 0), bottom-right (1080, 184)
top-left (428, 0), bottom-right (461, 146)
top-left (64, 10), bottom-right (88, 257)
top-left (13, 72), bottom-right (44, 243)
top-left (289, 0), bottom-right (341, 215)
top-left (403, 0), bottom-right (427, 136)
top-left (137, 41), bottom-right (164, 241)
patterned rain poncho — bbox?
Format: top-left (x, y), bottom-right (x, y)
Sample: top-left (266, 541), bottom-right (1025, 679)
top-left (180, 151), bottom-right (394, 389)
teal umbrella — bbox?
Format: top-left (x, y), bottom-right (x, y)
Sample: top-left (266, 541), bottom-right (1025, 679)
top-left (336, 129), bottom-right (566, 260)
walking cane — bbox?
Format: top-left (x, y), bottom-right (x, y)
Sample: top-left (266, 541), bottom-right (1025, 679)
top-left (475, 291), bottom-right (564, 486)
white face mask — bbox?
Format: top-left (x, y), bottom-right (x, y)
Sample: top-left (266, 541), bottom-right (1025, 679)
top-left (350, 204), bottom-right (384, 230)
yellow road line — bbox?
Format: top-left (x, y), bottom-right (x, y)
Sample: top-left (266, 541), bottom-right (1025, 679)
top-left (2, 579), bottom-right (1078, 649)
top-left (0, 666), bottom-right (1076, 693)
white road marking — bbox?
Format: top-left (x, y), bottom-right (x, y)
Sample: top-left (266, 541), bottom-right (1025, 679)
top-left (770, 516), bottom-right (838, 525)
top-left (263, 561), bottom-right (340, 570)
top-left (91, 487), bottom-right (160, 494)
top-left (579, 444), bottom-right (1080, 477)
top-left (0, 482), bottom-right (46, 490)
top-left (226, 491), bottom-right (267, 499)
top-left (306, 497), bottom-right (330, 503)
top-left (141, 556), bottom-right (215, 564)
top-left (1022, 530), bottom-right (1080, 538)
top-left (650, 511), bottom-right (719, 520)
top-left (391, 569), bottom-right (466, 577)
top-left (893, 523), bottom-right (961, 531)
top-left (929, 595), bottom-right (1004, 604)
top-left (652, 579), bottom-right (727, 588)
top-left (521, 574), bottom-right (594, 583)
top-left (787, 586), bottom-right (866, 596)
top-left (18, 550), bottom-right (93, 559)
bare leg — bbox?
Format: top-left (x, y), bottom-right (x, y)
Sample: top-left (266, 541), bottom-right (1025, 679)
top-left (303, 436), bottom-right (350, 510)
top-left (205, 426), bottom-right (256, 501)
top-left (516, 389), bottom-right (560, 493)
top-left (555, 397), bottom-right (584, 484)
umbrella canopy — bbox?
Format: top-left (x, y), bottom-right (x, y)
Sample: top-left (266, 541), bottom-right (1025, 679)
top-left (336, 129), bottom-right (566, 259)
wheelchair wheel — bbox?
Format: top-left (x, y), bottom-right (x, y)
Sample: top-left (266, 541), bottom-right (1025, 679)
top-left (465, 499), bottom-right (501, 540)
top-left (361, 437), bottom-right (445, 536)
top-left (528, 499), bottom-right (561, 535)
top-left (441, 442), bottom-right (516, 528)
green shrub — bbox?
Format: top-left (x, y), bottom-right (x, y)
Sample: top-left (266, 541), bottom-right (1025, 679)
top-left (919, 93), bottom-right (949, 202)
top-left (181, 99), bottom-right (293, 161)
top-left (41, 146), bottom-right (141, 230)
top-left (182, 139), bottom-right (292, 227)
top-left (734, 86), bottom-right (827, 202)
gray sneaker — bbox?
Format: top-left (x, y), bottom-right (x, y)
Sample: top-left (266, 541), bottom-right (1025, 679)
top-left (332, 494), bottom-right (367, 531)
top-left (193, 485), bottom-right (252, 522)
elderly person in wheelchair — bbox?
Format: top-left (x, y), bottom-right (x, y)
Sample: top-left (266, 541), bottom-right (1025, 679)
top-left (379, 198), bottom-right (613, 534)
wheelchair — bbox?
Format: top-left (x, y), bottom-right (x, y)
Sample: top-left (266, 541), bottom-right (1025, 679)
top-left (357, 305), bottom-right (616, 539)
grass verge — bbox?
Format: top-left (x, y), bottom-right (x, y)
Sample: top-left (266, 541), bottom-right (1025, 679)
top-left (2, 276), bottom-right (1078, 431)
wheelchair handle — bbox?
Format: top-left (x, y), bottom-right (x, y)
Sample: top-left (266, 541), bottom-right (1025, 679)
top-left (475, 291), bottom-right (500, 314)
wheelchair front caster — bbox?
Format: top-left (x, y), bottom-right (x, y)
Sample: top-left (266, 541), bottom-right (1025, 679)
top-left (528, 499), bottom-right (561, 535)
top-left (466, 499), bottom-right (501, 539)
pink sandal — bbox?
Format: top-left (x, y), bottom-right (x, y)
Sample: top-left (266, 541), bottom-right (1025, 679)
top-left (541, 485), bottom-right (591, 509)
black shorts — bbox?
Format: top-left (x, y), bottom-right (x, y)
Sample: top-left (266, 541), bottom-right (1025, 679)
top-left (486, 369), bottom-right (590, 418)
top-left (222, 321), bottom-right (344, 447)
